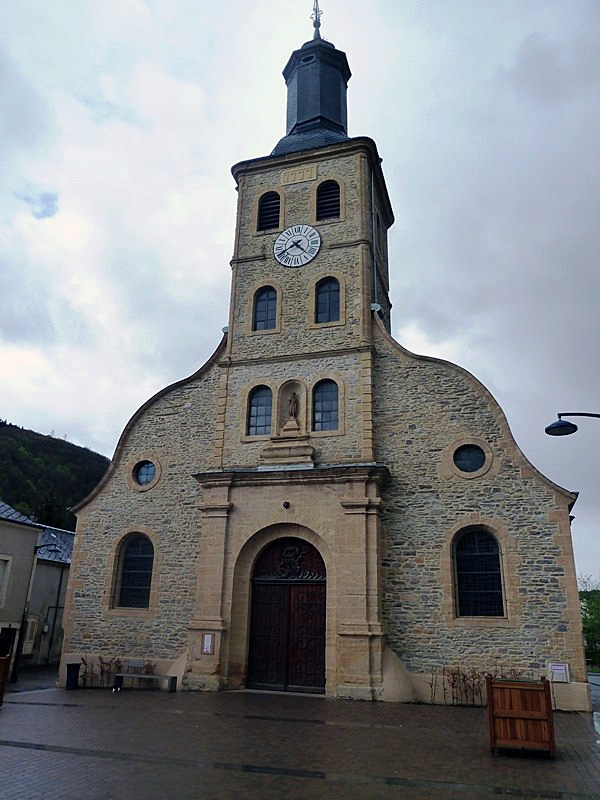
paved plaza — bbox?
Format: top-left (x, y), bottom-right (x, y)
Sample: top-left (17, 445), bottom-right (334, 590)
top-left (1, 674), bottom-right (600, 799)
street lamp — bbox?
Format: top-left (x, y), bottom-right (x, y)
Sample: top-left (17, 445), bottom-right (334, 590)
top-left (545, 412), bottom-right (600, 437)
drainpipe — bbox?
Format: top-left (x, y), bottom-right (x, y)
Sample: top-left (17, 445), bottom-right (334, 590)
top-left (371, 167), bottom-right (378, 306)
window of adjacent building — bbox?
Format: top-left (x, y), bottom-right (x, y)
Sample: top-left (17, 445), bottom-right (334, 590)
top-left (453, 445), bottom-right (486, 473)
top-left (315, 278), bottom-right (340, 323)
top-left (0, 557), bottom-right (10, 608)
top-left (454, 529), bottom-right (504, 617)
top-left (115, 535), bottom-right (154, 609)
top-left (257, 192), bottom-right (281, 231)
top-left (22, 617), bottom-right (38, 656)
top-left (247, 386), bottom-right (273, 436)
top-left (134, 460), bottom-right (156, 486)
top-left (316, 180), bottom-right (340, 220)
top-left (252, 286), bottom-right (277, 331)
top-left (313, 380), bottom-right (339, 431)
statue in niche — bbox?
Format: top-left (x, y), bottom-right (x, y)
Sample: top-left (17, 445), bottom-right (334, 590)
top-left (288, 392), bottom-right (298, 419)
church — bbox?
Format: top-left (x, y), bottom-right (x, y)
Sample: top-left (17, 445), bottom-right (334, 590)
top-left (60, 8), bottom-right (589, 710)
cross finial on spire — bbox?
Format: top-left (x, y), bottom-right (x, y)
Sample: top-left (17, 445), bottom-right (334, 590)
top-left (311, 0), bottom-right (323, 40)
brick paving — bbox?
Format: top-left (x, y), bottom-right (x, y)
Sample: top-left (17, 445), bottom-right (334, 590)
top-left (1, 686), bottom-right (599, 799)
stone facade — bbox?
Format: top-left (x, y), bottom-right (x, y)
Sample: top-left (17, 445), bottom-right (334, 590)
top-left (372, 330), bottom-right (587, 708)
top-left (60, 34), bottom-right (589, 711)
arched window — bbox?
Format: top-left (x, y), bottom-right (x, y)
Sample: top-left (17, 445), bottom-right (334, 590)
top-left (316, 180), bottom-right (340, 220)
top-left (247, 385), bottom-right (273, 436)
top-left (454, 529), bottom-right (504, 617)
top-left (252, 286), bottom-right (277, 331)
top-left (312, 380), bottom-right (338, 432)
top-left (258, 191), bottom-right (280, 231)
top-left (315, 277), bottom-right (340, 323)
top-left (115, 534), bottom-right (154, 609)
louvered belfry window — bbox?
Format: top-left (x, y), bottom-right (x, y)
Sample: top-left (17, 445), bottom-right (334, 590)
top-left (316, 180), bottom-right (340, 220)
top-left (258, 191), bottom-right (280, 231)
top-left (455, 529), bottom-right (504, 617)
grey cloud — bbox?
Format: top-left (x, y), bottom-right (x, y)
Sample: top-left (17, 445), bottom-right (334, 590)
top-left (0, 252), bottom-right (94, 347)
top-left (0, 257), bottom-right (56, 343)
top-left (78, 93), bottom-right (143, 126)
top-left (102, 245), bottom-right (228, 381)
top-left (506, 33), bottom-right (571, 105)
top-left (16, 190), bottom-right (59, 219)
top-left (504, 24), bottom-right (600, 107)
top-left (0, 47), bottom-right (53, 153)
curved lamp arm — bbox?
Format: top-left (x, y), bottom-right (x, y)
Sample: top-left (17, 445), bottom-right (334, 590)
top-left (545, 412), bottom-right (600, 436)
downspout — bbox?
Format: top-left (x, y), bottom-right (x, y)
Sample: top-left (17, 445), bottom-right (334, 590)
top-left (371, 166), bottom-right (378, 306)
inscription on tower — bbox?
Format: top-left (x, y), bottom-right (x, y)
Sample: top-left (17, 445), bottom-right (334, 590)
top-left (281, 165), bottom-right (317, 185)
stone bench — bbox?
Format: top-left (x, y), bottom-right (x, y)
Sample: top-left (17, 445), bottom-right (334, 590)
top-left (112, 659), bottom-right (177, 693)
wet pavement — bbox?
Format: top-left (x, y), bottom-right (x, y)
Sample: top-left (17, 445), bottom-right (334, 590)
top-left (1, 672), bottom-right (599, 799)
top-left (5, 664), bottom-right (59, 693)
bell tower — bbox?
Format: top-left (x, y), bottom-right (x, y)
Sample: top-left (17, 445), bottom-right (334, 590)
top-left (212, 2), bottom-right (394, 473)
top-left (222, 7), bottom-right (394, 383)
top-left (194, 3), bottom-right (393, 700)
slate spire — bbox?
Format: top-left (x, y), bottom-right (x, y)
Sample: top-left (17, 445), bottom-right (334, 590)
top-left (271, 3), bottom-right (351, 156)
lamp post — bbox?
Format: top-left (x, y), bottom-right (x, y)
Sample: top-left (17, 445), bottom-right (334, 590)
top-left (545, 412), bottom-right (600, 437)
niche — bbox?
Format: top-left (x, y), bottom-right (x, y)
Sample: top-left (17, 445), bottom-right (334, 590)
top-left (277, 380), bottom-right (306, 437)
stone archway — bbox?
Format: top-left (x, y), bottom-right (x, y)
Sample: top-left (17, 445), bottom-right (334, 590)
top-left (246, 537), bottom-right (326, 693)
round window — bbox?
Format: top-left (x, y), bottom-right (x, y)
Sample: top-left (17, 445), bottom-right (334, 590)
top-left (134, 460), bottom-right (156, 486)
top-left (453, 444), bottom-right (486, 473)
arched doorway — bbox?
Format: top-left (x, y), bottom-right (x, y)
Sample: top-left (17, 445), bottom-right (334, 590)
top-left (247, 537), bottom-right (326, 693)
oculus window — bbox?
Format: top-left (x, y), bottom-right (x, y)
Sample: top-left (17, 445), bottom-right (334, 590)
top-left (454, 529), bottom-right (504, 617)
top-left (313, 380), bottom-right (339, 431)
top-left (252, 286), bottom-right (277, 331)
top-left (257, 192), bottom-right (280, 231)
top-left (316, 180), bottom-right (340, 220)
top-left (315, 278), bottom-right (340, 323)
top-left (115, 534), bottom-right (154, 609)
top-left (134, 460), bottom-right (156, 486)
top-left (247, 385), bottom-right (273, 436)
top-left (453, 445), bottom-right (486, 473)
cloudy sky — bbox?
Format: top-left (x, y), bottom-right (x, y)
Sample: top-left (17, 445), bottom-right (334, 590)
top-left (2, 1), bottom-right (599, 580)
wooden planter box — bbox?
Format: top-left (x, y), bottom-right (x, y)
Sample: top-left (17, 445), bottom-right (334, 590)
top-left (486, 675), bottom-right (556, 757)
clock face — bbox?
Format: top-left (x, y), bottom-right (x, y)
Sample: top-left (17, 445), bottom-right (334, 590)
top-left (273, 224), bottom-right (321, 268)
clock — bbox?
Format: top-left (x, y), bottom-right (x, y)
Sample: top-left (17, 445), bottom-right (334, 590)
top-left (273, 224), bottom-right (321, 268)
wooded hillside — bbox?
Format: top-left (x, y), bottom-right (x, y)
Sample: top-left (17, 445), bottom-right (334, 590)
top-left (0, 420), bottom-right (110, 530)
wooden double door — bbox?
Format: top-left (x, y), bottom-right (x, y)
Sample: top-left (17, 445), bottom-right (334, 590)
top-left (246, 538), bottom-right (326, 693)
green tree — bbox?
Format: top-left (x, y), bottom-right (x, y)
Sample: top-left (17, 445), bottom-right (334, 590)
top-left (579, 583), bottom-right (600, 672)
top-left (0, 422), bottom-right (109, 530)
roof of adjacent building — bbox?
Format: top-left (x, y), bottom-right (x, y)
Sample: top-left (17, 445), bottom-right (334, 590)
top-left (0, 500), bottom-right (40, 528)
top-left (38, 526), bottom-right (74, 564)
top-left (0, 500), bottom-right (73, 563)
